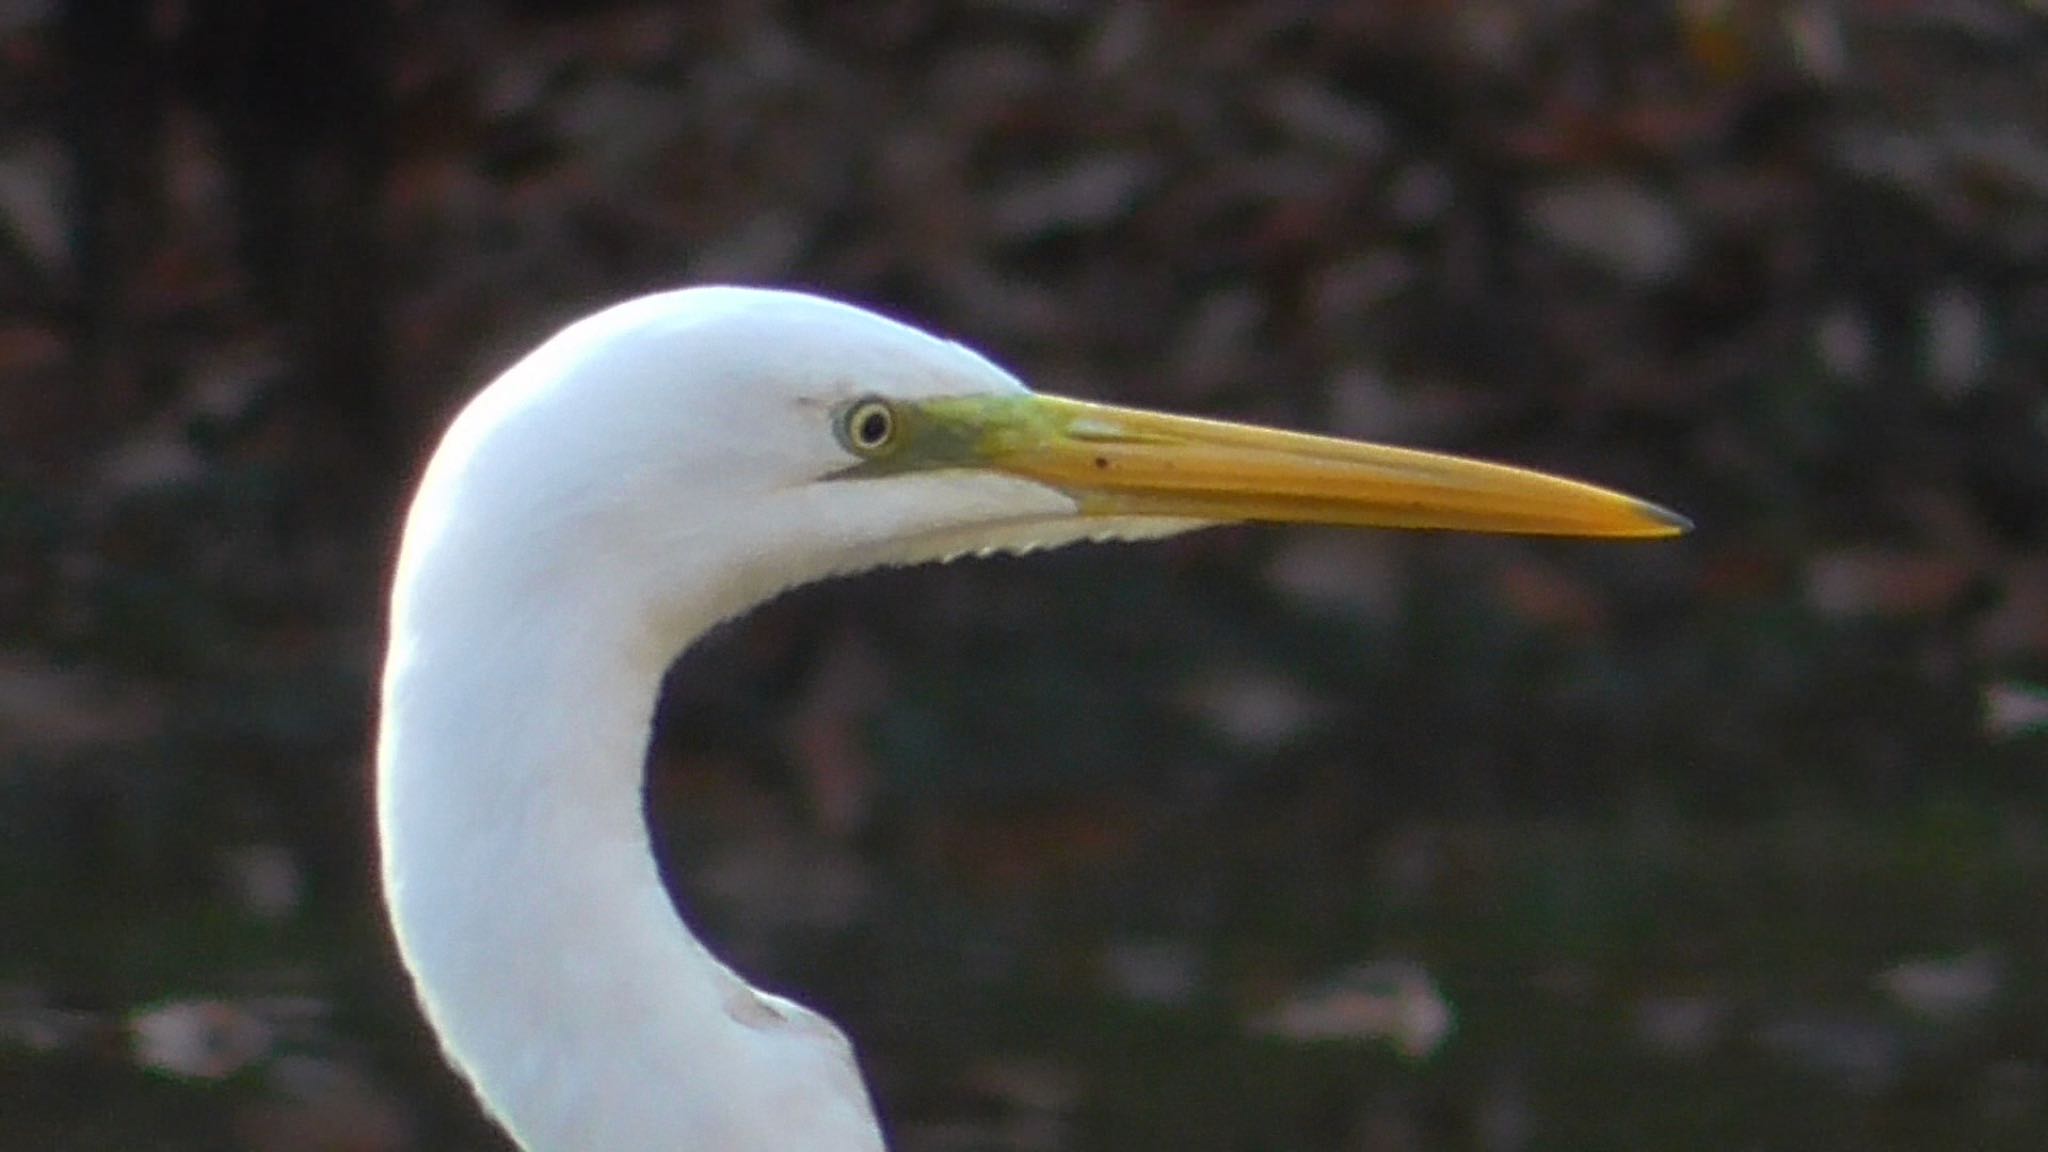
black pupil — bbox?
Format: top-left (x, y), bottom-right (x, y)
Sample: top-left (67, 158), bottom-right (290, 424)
top-left (857, 408), bottom-right (890, 446)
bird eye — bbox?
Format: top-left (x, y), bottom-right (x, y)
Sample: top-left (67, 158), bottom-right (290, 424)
top-left (838, 397), bottom-right (898, 456)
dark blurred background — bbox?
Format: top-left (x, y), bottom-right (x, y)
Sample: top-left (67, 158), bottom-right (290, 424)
top-left (3, 2), bottom-right (2045, 1149)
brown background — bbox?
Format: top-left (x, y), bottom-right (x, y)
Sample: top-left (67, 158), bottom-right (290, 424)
top-left (3, 3), bottom-right (2044, 1149)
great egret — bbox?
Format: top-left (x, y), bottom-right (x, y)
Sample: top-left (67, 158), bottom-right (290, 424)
top-left (378, 287), bottom-right (1684, 1150)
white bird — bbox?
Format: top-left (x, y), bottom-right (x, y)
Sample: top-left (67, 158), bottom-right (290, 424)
top-left (378, 287), bottom-right (1684, 1150)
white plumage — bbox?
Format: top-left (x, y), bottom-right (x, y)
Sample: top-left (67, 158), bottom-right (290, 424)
top-left (379, 287), bottom-right (1682, 1150)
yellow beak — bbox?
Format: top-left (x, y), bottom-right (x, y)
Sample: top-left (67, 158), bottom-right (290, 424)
top-left (938, 394), bottom-right (1688, 538)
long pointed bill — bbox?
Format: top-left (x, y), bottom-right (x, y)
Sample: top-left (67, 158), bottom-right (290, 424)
top-left (919, 394), bottom-right (1689, 538)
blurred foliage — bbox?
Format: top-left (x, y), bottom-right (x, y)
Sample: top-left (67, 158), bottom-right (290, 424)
top-left (2, 1), bottom-right (2045, 1150)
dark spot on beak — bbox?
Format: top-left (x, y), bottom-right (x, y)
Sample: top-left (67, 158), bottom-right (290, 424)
top-left (1094, 456), bottom-right (1109, 469)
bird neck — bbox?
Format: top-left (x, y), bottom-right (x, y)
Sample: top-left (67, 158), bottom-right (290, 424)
top-left (377, 543), bottom-right (894, 1150)
top-left (379, 572), bottom-right (706, 1147)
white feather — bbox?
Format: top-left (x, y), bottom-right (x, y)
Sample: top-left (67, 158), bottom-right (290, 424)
top-left (380, 288), bottom-right (1206, 1151)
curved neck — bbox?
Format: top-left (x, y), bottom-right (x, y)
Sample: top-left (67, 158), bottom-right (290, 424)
top-left (378, 562), bottom-right (881, 1150)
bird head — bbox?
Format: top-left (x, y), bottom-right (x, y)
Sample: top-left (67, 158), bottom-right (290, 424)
top-left (398, 287), bottom-right (1685, 656)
